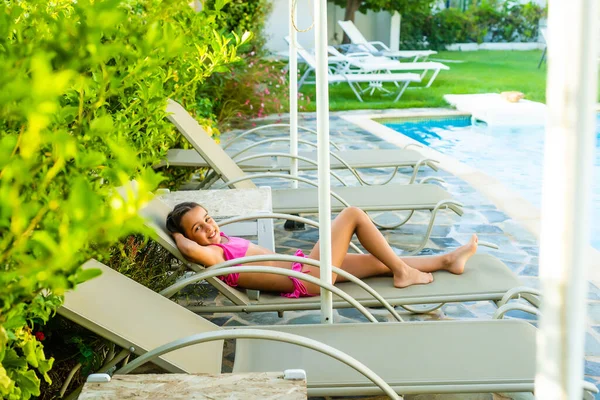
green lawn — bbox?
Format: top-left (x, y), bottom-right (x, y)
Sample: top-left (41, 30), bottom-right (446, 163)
top-left (298, 50), bottom-right (600, 111)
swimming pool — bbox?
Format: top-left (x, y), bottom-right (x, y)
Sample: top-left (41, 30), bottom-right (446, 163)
top-left (382, 115), bottom-right (600, 250)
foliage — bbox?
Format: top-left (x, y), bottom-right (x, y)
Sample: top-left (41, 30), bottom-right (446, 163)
top-left (199, 58), bottom-right (289, 128)
top-left (425, 7), bottom-right (480, 48)
top-left (414, 0), bottom-right (545, 49)
top-left (205, 0), bottom-right (272, 53)
top-left (328, 0), bottom-right (545, 50)
top-left (0, 0), bottom-right (246, 398)
top-left (199, 0), bottom-right (286, 127)
top-left (328, 0), bottom-right (435, 18)
top-left (108, 236), bottom-right (186, 293)
top-left (38, 316), bottom-right (114, 399)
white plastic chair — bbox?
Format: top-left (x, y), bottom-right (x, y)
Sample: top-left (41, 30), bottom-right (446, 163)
top-left (338, 20), bottom-right (437, 62)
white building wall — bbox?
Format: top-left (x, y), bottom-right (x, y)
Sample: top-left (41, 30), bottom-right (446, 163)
top-left (264, 0), bottom-right (391, 54)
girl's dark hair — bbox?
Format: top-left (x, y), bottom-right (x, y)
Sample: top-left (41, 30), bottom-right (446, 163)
top-left (166, 202), bottom-right (206, 235)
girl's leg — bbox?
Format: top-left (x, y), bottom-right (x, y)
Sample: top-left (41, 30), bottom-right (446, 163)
top-left (336, 234), bottom-right (478, 282)
top-left (398, 234), bottom-right (477, 274)
top-left (304, 207), bottom-right (433, 293)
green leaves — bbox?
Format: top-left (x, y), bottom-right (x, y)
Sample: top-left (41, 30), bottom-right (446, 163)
top-left (0, 0), bottom-right (246, 397)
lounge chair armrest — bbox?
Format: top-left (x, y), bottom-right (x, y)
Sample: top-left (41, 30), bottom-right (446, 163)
top-left (114, 329), bottom-right (401, 400)
top-left (161, 255), bottom-right (403, 322)
top-left (161, 264), bottom-right (379, 322)
top-left (219, 213), bottom-right (364, 254)
top-left (493, 302), bottom-right (540, 320)
top-left (344, 51), bottom-right (375, 58)
top-left (403, 143), bottom-right (423, 150)
top-left (368, 40), bottom-right (391, 51)
top-left (223, 124), bottom-right (342, 151)
top-left (211, 173), bottom-right (352, 208)
top-left (418, 176), bottom-right (446, 185)
top-left (230, 138), bottom-right (318, 159)
top-left (478, 241), bottom-right (499, 250)
top-left (232, 153), bottom-right (349, 186)
top-left (403, 158), bottom-right (439, 184)
top-left (496, 286), bottom-right (542, 308)
top-left (223, 123), bottom-right (314, 150)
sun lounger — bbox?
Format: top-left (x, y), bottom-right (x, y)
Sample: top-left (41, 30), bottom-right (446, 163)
top-left (287, 39), bottom-right (421, 102)
top-left (141, 196), bottom-right (540, 316)
top-left (157, 147), bottom-right (438, 186)
top-left (60, 260), bottom-right (597, 398)
top-left (327, 46), bottom-right (449, 88)
top-left (156, 118), bottom-right (439, 186)
top-left (166, 99), bottom-right (461, 235)
top-left (338, 20), bottom-right (437, 62)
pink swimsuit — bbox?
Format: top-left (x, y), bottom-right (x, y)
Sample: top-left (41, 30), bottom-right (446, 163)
top-left (210, 232), bottom-right (315, 298)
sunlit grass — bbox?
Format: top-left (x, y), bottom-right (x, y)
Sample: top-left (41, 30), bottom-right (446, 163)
top-left (298, 50), bottom-right (600, 111)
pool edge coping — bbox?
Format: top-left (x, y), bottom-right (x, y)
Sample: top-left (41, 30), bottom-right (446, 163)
top-left (342, 110), bottom-right (600, 288)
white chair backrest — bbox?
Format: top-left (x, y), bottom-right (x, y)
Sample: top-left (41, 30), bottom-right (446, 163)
top-left (328, 46), bottom-right (344, 58)
top-left (337, 20), bottom-right (377, 53)
top-left (284, 36), bottom-right (319, 70)
top-left (166, 99), bottom-right (255, 189)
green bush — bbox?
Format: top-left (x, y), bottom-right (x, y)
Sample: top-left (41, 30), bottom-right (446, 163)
top-left (425, 7), bottom-right (480, 49)
top-left (0, 0), bottom-right (247, 398)
top-left (205, 0), bottom-right (272, 52)
top-left (199, 58), bottom-right (289, 128)
top-left (395, 0), bottom-right (545, 50)
top-left (198, 0), bottom-right (288, 126)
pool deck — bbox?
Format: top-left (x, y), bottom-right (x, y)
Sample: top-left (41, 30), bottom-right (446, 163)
top-left (345, 110), bottom-right (600, 290)
top-left (194, 108), bottom-right (600, 399)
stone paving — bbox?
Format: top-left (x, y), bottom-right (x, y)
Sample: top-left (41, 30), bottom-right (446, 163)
top-left (186, 110), bottom-right (600, 399)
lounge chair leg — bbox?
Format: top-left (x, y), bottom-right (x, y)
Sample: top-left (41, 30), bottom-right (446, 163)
top-left (346, 80), bottom-right (364, 102)
top-left (584, 390), bottom-right (595, 400)
top-left (401, 199), bottom-right (463, 255)
top-left (197, 170), bottom-right (221, 189)
top-left (284, 214), bottom-right (306, 231)
top-left (277, 310), bottom-right (284, 318)
top-left (370, 210), bottom-right (415, 230)
top-left (425, 68), bottom-right (441, 88)
top-left (393, 81), bottom-right (410, 102)
top-left (537, 46), bottom-right (547, 69)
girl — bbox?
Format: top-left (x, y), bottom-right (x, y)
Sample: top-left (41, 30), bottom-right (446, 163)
top-left (167, 202), bottom-right (478, 298)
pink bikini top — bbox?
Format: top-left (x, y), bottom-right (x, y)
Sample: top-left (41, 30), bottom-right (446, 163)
top-left (209, 232), bottom-right (250, 263)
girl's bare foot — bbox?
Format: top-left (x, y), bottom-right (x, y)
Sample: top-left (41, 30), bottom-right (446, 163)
top-left (445, 234), bottom-right (478, 275)
top-left (394, 266), bottom-right (433, 288)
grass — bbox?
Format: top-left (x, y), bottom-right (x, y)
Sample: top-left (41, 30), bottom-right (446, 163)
top-left (297, 50), bottom-right (600, 111)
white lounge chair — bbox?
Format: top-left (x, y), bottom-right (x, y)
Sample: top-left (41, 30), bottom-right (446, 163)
top-left (338, 20), bottom-right (437, 62)
top-left (328, 46), bottom-right (449, 88)
top-left (288, 38), bottom-right (421, 102)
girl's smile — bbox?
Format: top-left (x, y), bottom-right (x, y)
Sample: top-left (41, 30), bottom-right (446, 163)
top-left (180, 206), bottom-right (221, 246)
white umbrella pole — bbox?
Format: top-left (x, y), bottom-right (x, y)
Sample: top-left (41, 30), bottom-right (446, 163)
top-left (314, 0), bottom-right (333, 323)
top-left (535, 0), bottom-right (598, 398)
top-left (288, 0), bottom-right (298, 189)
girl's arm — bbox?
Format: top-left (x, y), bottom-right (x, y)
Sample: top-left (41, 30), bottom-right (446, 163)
top-left (172, 233), bottom-right (226, 266)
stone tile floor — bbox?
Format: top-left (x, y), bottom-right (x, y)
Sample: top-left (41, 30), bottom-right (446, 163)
top-left (186, 110), bottom-right (600, 399)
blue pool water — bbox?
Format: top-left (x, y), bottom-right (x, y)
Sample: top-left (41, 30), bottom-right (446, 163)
top-left (383, 116), bottom-right (600, 250)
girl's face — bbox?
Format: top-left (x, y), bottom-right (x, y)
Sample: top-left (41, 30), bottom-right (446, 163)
top-left (180, 206), bottom-right (221, 246)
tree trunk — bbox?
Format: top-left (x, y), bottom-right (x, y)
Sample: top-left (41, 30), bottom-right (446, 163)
top-left (341, 0), bottom-right (362, 44)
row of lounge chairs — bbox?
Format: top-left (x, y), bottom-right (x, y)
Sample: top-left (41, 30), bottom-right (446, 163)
top-left (289, 20), bottom-right (450, 102)
top-left (59, 100), bottom-right (597, 398)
